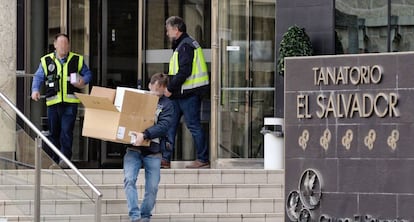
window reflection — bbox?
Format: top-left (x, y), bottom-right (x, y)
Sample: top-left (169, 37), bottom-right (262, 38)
top-left (391, 2), bottom-right (414, 52)
top-left (336, 0), bottom-right (414, 53)
top-left (335, 0), bottom-right (388, 54)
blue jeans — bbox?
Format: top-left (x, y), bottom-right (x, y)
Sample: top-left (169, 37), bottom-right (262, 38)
top-left (123, 149), bottom-right (161, 221)
top-left (46, 103), bottom-right (78, 163)
top-left (164, 95), bottom-right (209, 163)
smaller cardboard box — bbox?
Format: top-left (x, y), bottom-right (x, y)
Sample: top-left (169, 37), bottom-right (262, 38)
top-left (75, 86), bottom-right (159, 145)
top-left (70, 72), bottom-right (81, 84)
top-left (114, 87), bottom-right (149, 111)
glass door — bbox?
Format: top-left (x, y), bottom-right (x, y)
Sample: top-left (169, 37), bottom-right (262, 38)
top-left (44, 0), bottom-right (91, 162)
top-left (88, 0), bottom-right (210, 167)
top-left (69, 0), bottom-right (90, 161)
top-left (102, 0), bottom-right (138, 89)
top-left (99, 0), bottom-right (139, 167)
top-left (144, 0), bottom-right (211, 161)
top-left (217, 0), bottom-right (275, 160)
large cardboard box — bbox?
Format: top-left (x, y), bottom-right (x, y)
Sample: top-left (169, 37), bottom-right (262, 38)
top-left (75, 86), bottom-right (159, 145)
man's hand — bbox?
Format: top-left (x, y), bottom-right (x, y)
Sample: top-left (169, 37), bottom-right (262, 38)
top-left (131, 131), bottom-right (145, 146)
top-left (31, 91), bottom-right (41, 101)
top-left (164, 88), bottom-right (172, 97)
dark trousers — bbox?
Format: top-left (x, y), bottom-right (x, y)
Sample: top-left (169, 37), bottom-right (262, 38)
top-left (164, 95), bottom-right (209, 163)
top-left (45, 103), bottom-right (78, 163)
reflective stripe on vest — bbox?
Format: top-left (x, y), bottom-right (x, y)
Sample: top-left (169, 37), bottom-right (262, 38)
top-left (168, 39), bottom-right (209, 92)
top-left (41, 52), bottom-right (83, 106)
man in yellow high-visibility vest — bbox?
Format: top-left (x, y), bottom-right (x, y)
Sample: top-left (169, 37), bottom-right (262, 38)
top-left (31, 33), bottom-right (92, 168)
top-left (163, 16), bottom-right (210, 168)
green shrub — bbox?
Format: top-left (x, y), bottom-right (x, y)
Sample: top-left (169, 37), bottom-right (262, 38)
top-left (277, 25), bottom-right (313, 75)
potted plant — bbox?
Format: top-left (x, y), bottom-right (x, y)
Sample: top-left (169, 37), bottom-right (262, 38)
top-left (277, 25), bottom-right (313, 75)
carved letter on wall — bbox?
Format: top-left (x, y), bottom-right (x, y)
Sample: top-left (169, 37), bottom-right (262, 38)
top-left (299, 130), bottom-right (310, 150)
top-left (364, 129), bottom-right (376, 150)
top-left (387, 129), bottom-right (399, 151)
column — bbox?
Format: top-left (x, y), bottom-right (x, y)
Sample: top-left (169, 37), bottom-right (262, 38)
top-left (0, 0), bottom-right (17, 152)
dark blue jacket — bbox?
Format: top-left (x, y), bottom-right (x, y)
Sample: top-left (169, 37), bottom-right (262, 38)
top-left (129, 95), bottom-right (174, 155)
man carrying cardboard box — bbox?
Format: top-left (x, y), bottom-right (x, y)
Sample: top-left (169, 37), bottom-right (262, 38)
top-left (123, 73), bottom-right (174, 222)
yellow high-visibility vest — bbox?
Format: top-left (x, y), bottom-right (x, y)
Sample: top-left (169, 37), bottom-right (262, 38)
top-left (40, 52), bottom-right (83, 106)
top-left (168, 37), bottom-right (209, 92)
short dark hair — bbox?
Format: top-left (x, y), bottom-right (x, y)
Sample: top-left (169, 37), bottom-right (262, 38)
top-left (150, 73), bottom-right (169, 87)
top-left (165, 16), bottom-right (186, 33)
top-left (54, 33), bottom-right (69, 42)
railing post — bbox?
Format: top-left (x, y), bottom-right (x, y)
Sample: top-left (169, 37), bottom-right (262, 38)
top-left (34, 136), bottom-right (42, 222)
top-left (95, 196), bottom-right (102, 222)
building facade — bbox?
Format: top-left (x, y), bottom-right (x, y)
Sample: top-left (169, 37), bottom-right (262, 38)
top-left (9, 0), bottom-right (414, 168)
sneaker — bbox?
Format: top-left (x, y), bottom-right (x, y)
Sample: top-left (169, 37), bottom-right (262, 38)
top-left (161, 159), bottom-right (171, 169)
top-left (185, 160), bottom-right (210, 168)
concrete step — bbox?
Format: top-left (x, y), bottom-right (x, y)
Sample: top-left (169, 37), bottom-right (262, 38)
top-left (1, 212), bottom-right (284, 222)
top-left (0, 183), bottom-right (283, 200)
top-left (0, 168), bottom-right (285, 222)
top-left (0, 169), bottom-right (284, 186)
top-left (0, 198), bottom-right (283, 215)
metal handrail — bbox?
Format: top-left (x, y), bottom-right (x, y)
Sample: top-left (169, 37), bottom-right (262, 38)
top-left (0, 92), bottom-right (102, 222)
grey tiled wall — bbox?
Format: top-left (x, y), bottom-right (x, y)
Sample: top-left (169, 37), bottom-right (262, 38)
top-left (285, 52), bottom-right (414, 221)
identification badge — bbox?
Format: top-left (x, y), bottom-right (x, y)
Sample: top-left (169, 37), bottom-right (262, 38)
top-left (48, 82), bottom-right (55, 87)
top-left (48, 64), bottom-right (55, 72)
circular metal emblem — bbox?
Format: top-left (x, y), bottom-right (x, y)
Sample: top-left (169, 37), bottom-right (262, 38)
top-left (286, 190), bottom-right (303, 221)
top-left (48, 63), bottom-right (56, 72)
top-left (298, 169), bottom-right (323, 209)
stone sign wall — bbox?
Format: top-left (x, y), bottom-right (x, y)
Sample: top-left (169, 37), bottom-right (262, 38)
top-left (284, 52), bottom-right (414, 221)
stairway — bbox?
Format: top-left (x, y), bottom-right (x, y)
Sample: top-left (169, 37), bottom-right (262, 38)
top-left (0, 168), bottom-right (285, 222)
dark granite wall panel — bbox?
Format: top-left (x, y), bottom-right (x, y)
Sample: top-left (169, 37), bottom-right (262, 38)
top-left (276, 0), bottom-right (334, 56)
top-left (275, 0), bottom-right (335, 117)
top-left (399, 195), bottom-right (414, 219)
top-left (319, 193), bottom-right (358, 218)
top-left (285, 52), bottom-right (414, 221)
top-left (359, 194), bottom-right (397, 218)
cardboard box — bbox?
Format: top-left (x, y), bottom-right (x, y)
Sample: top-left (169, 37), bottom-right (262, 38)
top-left (75, 86), bottom-right (159, 145)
